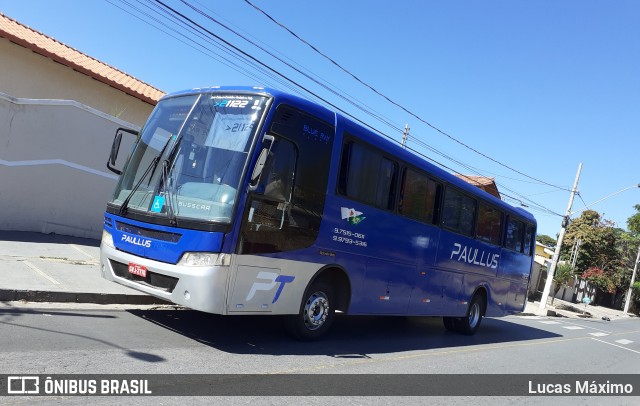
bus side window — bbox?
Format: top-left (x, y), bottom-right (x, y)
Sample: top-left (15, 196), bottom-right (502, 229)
top-left (505, 218), bottom-right (525, 252)
top-left (399, 168), bottom-right (440, 225)
top-left (442, 187), bottom-right (476, 237)
top-left (241, 104), bottom-right (334, 254)
top-left (476, 203), bottom-right (503, 246)
top-left (248, 138), bottom-right (297, 230)
top-left (339, 141), bottom-right (397, 210)
top-left (260, 139), bottom-right (296, 202)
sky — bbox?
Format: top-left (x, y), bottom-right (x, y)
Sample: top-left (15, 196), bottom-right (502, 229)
top-left (1, 0), bottom-right (639, 238)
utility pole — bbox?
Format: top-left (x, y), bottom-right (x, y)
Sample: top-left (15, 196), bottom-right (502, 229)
top-left (540, 163), bottom-right (582, 309)
top-left (623, 244), bottom-right (640, 314)
top-left (401, 124), bottom-right (410, 148)
top-left (569, 239), bottom-right (581, 270)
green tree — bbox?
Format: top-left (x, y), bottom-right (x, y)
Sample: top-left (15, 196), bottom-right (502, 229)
top-left (615, 229), bottom-right (639, 294)
top-left (537, 234), bottom-right (556, 248)
top-left (551, 262), bottom-right (574, 305)
top-left (563, 211), bottom-right (626, 307)
top-left (624, 206), bottom-right (640, 313)
top-left (582, 267), bottom-right (615, 294)
top-left (562, 211), bottom-right (620, 274)
top-left (633, 282), bottom-right (640, 314)
top-left (627, 204), bottom-right (640, 237)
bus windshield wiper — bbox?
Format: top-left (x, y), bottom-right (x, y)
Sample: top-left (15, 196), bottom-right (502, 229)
top-left (147, 135), bottom-right (175, 186)
top-left (118, 155), bottom-right (160, 216)
top-left (118, 135), bottom-right (174, 216)
top-left (160, 158), bottom-right (178, 226)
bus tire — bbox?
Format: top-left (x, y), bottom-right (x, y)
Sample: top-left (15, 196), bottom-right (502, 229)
top-left (442, 317), bottom-right (456, 332)
top-left (284, 281), bottom-right (335, 341)
top-left (455, 294), bottom-right (486, 335)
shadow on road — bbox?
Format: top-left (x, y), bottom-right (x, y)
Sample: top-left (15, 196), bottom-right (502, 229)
top-left (0, 230), bottom-right (100, 247)
top-left (0, 304), bottom-right (165, 363)
top-left (127, 309), bottom-right (562, 356)
top-left (0, 308), bottom-right (117, 319)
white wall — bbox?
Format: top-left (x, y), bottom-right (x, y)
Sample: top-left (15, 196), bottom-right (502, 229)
top-left (0, 37), bottom-right (157, 126)
top-left (0, 93), bottom-right (139, 239)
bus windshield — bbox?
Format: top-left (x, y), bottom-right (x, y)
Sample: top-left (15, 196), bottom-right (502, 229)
top-left (110, 92), bottom-right (269, 224)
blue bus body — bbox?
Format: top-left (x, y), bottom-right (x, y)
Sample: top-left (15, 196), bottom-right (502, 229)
top-left (101, 86), bottom-right (535, 338)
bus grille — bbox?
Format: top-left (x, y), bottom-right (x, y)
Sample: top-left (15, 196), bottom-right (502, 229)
top-left (110, 260), bottom-right (179, 293)
top-left (115, 222), bottom-right (181, 243)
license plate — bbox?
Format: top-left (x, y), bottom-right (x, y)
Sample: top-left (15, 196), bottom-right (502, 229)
top-left (128, 263), bottom-right (147, 278)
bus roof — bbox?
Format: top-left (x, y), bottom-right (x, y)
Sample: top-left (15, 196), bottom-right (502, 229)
top-left (161, 86), bottom-right (536, 225)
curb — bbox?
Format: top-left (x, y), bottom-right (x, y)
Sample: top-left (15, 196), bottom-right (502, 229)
top-left (0, 289), bottom-right (170, 305)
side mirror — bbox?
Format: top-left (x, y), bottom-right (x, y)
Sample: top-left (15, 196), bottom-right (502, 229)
top-left (249, 134), bottom-right (275, 191)
top-left (107, 127), bottom-right (139, 175)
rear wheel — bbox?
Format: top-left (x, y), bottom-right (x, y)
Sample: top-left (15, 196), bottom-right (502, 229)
top-left (284, 281), bottom-right (335, 341)
top-left (455, 294), bottom-right (486, 335)
top-left (443, 317), bottom-right (456, 331)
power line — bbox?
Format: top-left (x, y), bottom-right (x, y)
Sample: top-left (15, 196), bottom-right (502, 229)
top-left (119, 0), bottom-right (563, 218)
top-left (243, 0), bottom-right (570, 192)
top-left (576, 191), bottom-right (590, 214)
top-left (109, 0), bottom-right (400, 143)
top-left (106, 0), bottom-right (306, 96)
top-left (407, 136), bottom-right (562, 217)
top-left (407, 132), bottom-right (562, 216)
top-left (189, 0), bottom-right (403, 135)
top-left (445, 158), bottom-right (570, 188)
top-left (175, 0), bottom-right (403, 134)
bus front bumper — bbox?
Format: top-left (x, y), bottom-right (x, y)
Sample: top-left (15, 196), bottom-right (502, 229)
top-left (100, 243), bottom-right (230, 314)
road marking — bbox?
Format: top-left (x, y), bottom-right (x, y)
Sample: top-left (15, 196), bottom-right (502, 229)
top-left (546, 319), bottom-right (613, 334)
top-left (562, 326), bottom-right (584, 330)
top-left (615, 339), bottom-right (633, 345)
top-left (518, 316), bottom-right (542, 320)
top-left (265, 328), bottom-right (640, 375)
top-left (589, 332), bottom-right (609, 337)
top-left (268, 335), bottom-right (597, 374)
top-left (591, 338), bottom-right (640, 355)
top-left (70, 244), bottom-right (98, 261)
top-left (22, 260), bottom-right (60, 285)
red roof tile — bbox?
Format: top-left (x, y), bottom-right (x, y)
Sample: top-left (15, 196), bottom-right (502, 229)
top-left (0, 13), bottom-right (165, 105)
top-left (455, 174), bottom-right (501, 199)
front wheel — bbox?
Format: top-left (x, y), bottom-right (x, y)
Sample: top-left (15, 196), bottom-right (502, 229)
top-left (284, 281), bottom-right (335, 341)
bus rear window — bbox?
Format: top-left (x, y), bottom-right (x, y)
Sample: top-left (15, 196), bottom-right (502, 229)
top-left (524, 224), bottom-right (535, 256)
top-left (505, 218), bottom-right (525, 252)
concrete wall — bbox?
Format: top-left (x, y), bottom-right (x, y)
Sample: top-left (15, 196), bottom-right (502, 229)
top-left (0, 37), bottom-right (155, 126)
top-left (0, 93), bottom-right (138, 239)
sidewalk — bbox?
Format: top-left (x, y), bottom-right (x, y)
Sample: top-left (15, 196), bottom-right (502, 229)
top-left (522, 298), bottom-right (636, 321)
top-left (0, 230), bottom-right (167, 305)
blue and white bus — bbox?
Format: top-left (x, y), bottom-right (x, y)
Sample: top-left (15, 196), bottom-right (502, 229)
top-left (101, 86), bottom-right (536, 340)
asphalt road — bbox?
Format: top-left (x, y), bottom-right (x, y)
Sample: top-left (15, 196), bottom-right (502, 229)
top-left (1, 302), bottom-right (639, 405)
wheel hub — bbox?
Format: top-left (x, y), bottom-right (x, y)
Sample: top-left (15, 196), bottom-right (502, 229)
top-left (303, 292), bottom-right (329, 330)
top-left (468, 302), bottom-right (480, 328)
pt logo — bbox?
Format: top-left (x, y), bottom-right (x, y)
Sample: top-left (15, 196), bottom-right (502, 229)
top-left (246, 272), bottom-right (295, 304)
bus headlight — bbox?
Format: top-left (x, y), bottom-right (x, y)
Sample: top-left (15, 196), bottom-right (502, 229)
top-left (178, 253), bottom-right (230, 267)
top-left (101, 230), bottom-right (115, 249)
